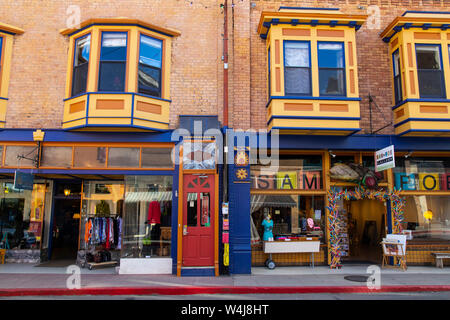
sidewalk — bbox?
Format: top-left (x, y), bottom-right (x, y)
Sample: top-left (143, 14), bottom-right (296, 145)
top-left (1, 263), bottom-right (450, 296)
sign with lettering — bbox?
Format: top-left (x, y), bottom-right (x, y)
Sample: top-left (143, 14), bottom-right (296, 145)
top-left (276, 171), bottom-right (298, 189)
top-left (375, 145), bottom-right (395, 172)
top-left (419, 173), bottom-right (440, 191)
top-left (441, 173), bottom-right (450, 191)
top-left (394, 173), bottom-right (416, 190)
top-left (251, 169), bottom-right (322, 190)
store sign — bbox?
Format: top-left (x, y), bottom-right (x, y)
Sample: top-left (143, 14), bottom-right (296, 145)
top-left (13, 170), bottom-right (34, 190)
top-left (252, 170), bottom-right (321, 190)
top-left (394, 172), bottom-right (450, 191)
top-left (375, 145), bottom-right (395, 172)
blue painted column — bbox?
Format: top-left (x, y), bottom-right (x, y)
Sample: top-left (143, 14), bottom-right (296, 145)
top-left (227, 141), bottom-right (252, 274)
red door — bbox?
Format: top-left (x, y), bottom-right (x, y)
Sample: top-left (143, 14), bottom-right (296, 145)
top-left (182, 174), bottom-right (215, 266)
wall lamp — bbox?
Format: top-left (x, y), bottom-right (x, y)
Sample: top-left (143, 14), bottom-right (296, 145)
top-left (328, 150), bottom-right (336, 158)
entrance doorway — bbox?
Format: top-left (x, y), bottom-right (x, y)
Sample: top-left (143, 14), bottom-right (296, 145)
top-left (50, 182), bottom-right (81, 261)
top-left (182, 174), bottom-right (215, 267)
top-left (342, 199), bottom-right (386, 264)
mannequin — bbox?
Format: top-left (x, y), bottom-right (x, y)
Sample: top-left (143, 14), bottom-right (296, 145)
top-left (261, 213), bottom-right (274, 241)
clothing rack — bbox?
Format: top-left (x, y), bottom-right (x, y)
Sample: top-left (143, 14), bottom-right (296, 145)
top-left (77, 215), bottom-right (122, 270)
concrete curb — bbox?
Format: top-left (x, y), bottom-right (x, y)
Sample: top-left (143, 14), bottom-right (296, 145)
top-left (1, 285), bottom-right (450, 297)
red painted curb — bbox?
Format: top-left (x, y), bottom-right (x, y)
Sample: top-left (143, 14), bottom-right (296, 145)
top-left (0, 285), bottom-right (450, 296)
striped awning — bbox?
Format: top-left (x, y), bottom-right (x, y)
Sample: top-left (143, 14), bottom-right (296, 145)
top-left (125, 191), bottom-right (172, 203)
top-left (125, 191), bottom-right (198, 202)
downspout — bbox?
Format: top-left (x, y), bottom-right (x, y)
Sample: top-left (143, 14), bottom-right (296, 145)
top-left (223, 0), bottom-right (229, 128)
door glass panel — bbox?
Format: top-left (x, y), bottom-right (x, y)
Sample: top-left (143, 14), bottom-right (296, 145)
top-left (187, 193), bottom-right (198, 227)
top-left (200, 192), bottom-right (210, 227)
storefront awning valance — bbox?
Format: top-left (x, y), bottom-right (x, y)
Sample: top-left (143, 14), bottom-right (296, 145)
top-left (125, 191), bottom-right (172, 203)
top-left (251, 195), bottom-right (296, 212)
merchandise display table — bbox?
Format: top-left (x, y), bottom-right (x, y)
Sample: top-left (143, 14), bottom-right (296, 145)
top-left (263, 238), bottom-right (320, 269)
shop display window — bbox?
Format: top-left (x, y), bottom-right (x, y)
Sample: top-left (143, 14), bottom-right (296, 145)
top-left (122, 175), bottom-right (172, 258)
top-left (0, 182), bottom-right (47, 250)
top-left (251, 155), bottom-right (323, 190)
top-left (250, 195), bottom-right (325, 244)
top-left (79, 181), bottom-right (124, 252)
top-left (402, 195), bottom-right (450, 242)
top-left (394, 157), bottom-right (450, 191)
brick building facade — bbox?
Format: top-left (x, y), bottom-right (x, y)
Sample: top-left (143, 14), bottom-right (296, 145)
top-left (0, 1), bottom-right (449, 274)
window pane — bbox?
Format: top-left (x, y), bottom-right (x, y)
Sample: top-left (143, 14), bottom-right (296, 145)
top-left (416, 45), bottom-right (441, 70)
top-left (285, 67), bottom-right (311, 95)
top-left (187, 193), bottom-right (198, 227)
top-left (139, 35), bottom-right (162, 68)
top-left (72, 64), bottom-right (89, 96)
top-left (74, 35), bottom-right (90, 66)
top-left (122, 176), bottom-right (172, 258)
top-left (250, 195), bottom-right (326, 244)
top-left (98, 61), bottom-right (126, 91)
top-left (138, 64), bottom-right (161, 97)
top-left (108, 147), bottom-right (140, 168)
top-left (0, 183), bottom-right (47, 251)
top-left (393, 51), bottom-right (400, 76)
top-left (5, 146), bottom-right (38, 167)
top-left (418, 70), bottom-right (444, 98)
top-left (100, 32), bottom-right (127, 61)
top-left (200, 192), bottom-right (210, 227)
top-left (73, 147), bottom-right (106, 168)
top-left (141, 148), bottom-right (173, 168)
top-left (285, 42), bottom-right (309, 67)
top-left (318, 43), bottom-right (344, 68)
top-left (40, 146), bottom-right (72, 167)
top-left (319, 69), bottom-right (345, 95)
top-left (403, 196), bottom-right (450, 242)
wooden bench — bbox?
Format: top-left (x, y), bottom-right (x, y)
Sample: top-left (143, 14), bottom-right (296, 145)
top-left (431, 252), bottom-right (450, 268)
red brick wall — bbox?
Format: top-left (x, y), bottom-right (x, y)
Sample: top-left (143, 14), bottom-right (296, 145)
top-left (0, 0), bottom-right (224, 129)
top-left (1, 0), bottom-right (449, 134)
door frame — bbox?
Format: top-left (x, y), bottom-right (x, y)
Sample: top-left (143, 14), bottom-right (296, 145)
top-left (177, 169), bottom-right (219, 276)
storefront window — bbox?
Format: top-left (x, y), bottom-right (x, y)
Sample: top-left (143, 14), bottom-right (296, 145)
top-left (79, 182), bottom-right (124, 253)
top-left (73, 147), bottom-right (106, 168)
top-left (402, 195), bottom-right (450, 242)
top-left (394, 157), bottom-right (450, 191)
top-left (251, 155), bottom-right (323, 190)
top-left (0, 182), bottom-right (47, 250)
top-left (251, 195), bottom-right (325, 243)
top-left (122, 176), bottom-right (172, 258)
top-left (40, 146), bottom-right (73, 167)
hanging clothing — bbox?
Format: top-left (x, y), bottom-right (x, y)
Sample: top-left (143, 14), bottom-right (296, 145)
top-left (84, 219), bottom-right (93, 245)
top-left (147, 201), bottom-right (161, 224)
top-left (117, 217), bottom-right (122, 249)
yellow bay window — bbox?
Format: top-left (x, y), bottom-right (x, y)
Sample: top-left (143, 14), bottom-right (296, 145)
top-left (60, 18), bottom-right (180, 131)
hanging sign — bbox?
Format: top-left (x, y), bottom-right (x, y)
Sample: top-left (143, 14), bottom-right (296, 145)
top-left (14, 170), bottom-right (34, 190)
top-left (375, 145), bottom-right (395, 172)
